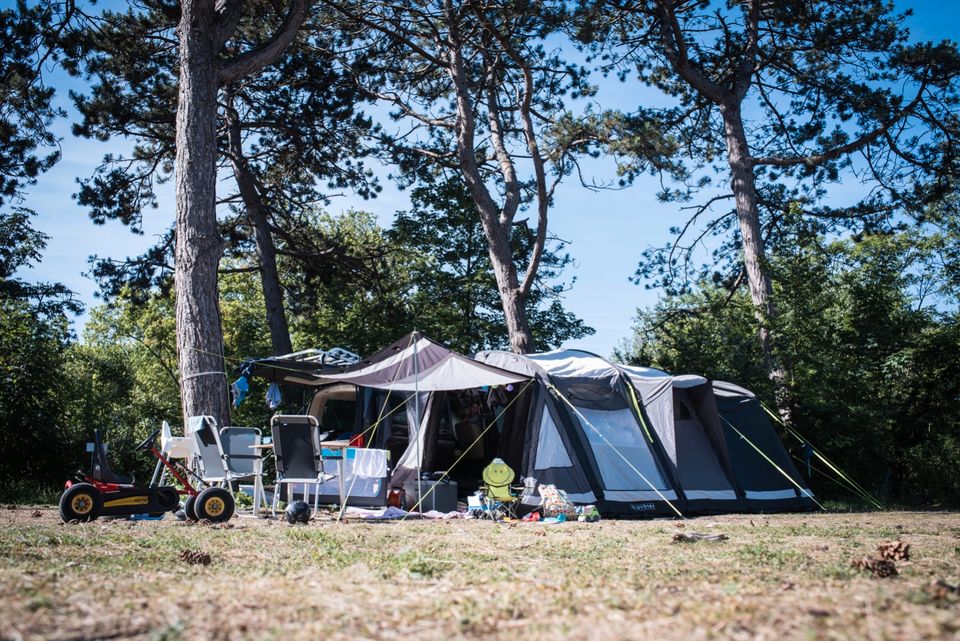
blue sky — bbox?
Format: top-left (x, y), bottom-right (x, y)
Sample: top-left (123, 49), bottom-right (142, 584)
top-left (14, 1), bottom-right (959, 358)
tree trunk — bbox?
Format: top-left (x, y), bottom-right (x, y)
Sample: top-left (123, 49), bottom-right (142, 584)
top-left (226, 115), bottom-right (293, 356)
top-left (471, 206), bottom-right (534, 354)
top-left (483, 237), bottom-right (533, 354)
top-left (469, 190), bottom-right (534, 354)
top-left (443, 0), bottom-right (535, 354)
top-left (720, 102), bottom-right (792, 424)
top-left (174, 0), bottom-right (231, 428)
top-left (466, 182), bottom-right (534, 353)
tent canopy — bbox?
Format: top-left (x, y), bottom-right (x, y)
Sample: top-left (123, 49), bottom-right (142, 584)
top-left (241, 332), bottom-right (529, 391)
top-left (314, 332), bottom-right (529, 391)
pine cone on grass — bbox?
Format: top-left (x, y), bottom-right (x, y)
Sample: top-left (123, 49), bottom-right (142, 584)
top-left (850, 556), bottom-right (898, 578)
top-left (179, 549), bottom-right (212, 566)
top-left (877, 540), bottom-right (910, 561)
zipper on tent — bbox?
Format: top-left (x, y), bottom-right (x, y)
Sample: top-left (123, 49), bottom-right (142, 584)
top-left (624, 381), bottom-right (656, 444)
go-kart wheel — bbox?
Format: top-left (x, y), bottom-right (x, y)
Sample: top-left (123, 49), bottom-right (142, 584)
top-left (156, 487), bottom-right (179, 510)
top-left (195, 487), bottom-right (235, 523)
top-left (59, 483), bottom-right (103, 522)
top-left (183, 494), bottom-right (199, 521)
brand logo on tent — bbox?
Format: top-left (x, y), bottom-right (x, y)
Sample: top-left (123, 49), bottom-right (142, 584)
top-left (630, 502), bottom-right (655, 512)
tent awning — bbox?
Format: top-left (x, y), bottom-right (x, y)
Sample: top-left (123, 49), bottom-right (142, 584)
top-left (315, 332), bottom-right (529, 391)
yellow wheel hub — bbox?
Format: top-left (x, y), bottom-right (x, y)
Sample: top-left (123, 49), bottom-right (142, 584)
top-left (204, 497), bottom-right (225, 517)
top-left (71, 494), bottom-right (93, 515)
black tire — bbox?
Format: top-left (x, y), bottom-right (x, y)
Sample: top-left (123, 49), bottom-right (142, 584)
top-left (194, 487), bottom-right (235, 523)
top-left (59, 484), bottom-right (103, 522)
top-left (183, 494), bottom-right (199, 521)
top-left (156, 487), bottom-right (179, 511)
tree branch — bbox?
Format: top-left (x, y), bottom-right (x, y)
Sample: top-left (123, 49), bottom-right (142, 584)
top-left (652, 0), bottom-right (727, 104)
top-left (752, 84), bottom-right (928, 167)
top-left (213, 0), bottom-right (244, 48)
top-left (469, 2), bottom-right (548, 298)
top-left (219, 0), bottom-right (315, 85)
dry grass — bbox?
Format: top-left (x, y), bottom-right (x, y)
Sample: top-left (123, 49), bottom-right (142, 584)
top-left (1, 507), bottom-right (958, 641)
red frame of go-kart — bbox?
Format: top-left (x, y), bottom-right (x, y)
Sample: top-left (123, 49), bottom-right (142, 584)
top-left (65, 444), bottom-right (204, 497)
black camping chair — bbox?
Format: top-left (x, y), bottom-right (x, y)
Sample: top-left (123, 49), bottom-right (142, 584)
top-left (270, 415), bottom-right (329, 515)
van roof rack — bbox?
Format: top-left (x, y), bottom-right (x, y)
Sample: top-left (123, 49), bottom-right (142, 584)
top-left (274, 347), bottom-right (360, 368)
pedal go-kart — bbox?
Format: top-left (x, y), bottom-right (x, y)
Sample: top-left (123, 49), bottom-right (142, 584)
top-left (59, 429), bottom-right (235, 524)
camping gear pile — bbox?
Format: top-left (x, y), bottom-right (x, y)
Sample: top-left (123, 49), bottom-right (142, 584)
top-left (60, 331), bottom-right (849, 524)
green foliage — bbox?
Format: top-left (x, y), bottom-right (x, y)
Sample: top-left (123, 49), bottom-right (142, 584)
top-left (389, 177), bottom-right (594, 353)
top-left (0, 1), bottom-right (67, 207)
top-left (69, 0), bottom-right (377, 295)
top-left (283, 209), bottom-right (415, 356)
top-left (0, 299), bottom-right (75, 490)
top-left (0, 211), bottom-right (86, 497)
top-left (619, 219), bottom-right (960, 505)
top-left (0, 209), bottom-right (81, 315)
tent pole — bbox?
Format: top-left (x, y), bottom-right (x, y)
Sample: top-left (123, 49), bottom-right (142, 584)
top-left (413, 332), bottom-right (422, 518)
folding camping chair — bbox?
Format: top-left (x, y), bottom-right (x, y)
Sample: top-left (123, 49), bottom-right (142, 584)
top-left (479, 458), bottom-right (522, 520)
top-left (150, 420), bottom-right (195, 486)
top-left (270, 414), bottom-right (330, 516)
top-left (187, 416), bottom-right (263, 499)
top-left (188, 416), bottom-right (228, 484)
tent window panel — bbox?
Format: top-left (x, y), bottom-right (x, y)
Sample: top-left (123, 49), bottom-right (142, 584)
top-left (534, 410), bottom-right (573, 469)
top-left (674, 419), bottom-right (735, 491)
top-left (576, 407), bottom-right (670, 491)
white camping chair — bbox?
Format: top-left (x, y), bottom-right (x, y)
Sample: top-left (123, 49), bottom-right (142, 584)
top-left (187, 416), bottom-right (263, 502)
top-left (270, 414), bottom-right (330, 516)
top-left (188, 415), bottom-right (229, 484)
top-left (150, 420), bottom-right (195, 486)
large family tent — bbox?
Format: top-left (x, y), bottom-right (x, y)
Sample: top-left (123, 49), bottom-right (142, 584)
top-left (242, 335), bottom-right (816, 516)
top-left (475, 351), bottom-right (816, 516)
top-left (621, 367), bottom-right (743, 513)
top-left (475, 350), bottom-right (684, 517)
top-left (712, 381), bottom-right (815, 511)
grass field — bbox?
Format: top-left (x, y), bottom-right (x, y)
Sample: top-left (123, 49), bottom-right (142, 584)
top-left (1, 507), bottom-right (958, 641)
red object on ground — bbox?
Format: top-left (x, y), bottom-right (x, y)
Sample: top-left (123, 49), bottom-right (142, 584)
top-left (388, 488), bottom-right (405, 508)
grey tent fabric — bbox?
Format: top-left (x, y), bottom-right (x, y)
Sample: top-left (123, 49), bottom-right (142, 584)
top-left (712, 381), bottom-right (814, 511)
top-left (525, 386), bottom-right (596, 503)
top-left (391, 391), bottom-right (437, 487)
top-left (477, 349), bottom-right (682, 516)
top-left (621, 367), bottom-right (742, 512)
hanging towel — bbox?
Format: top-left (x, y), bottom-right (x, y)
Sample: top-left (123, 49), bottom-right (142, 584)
top-left (231, 375), bottom-right (249, 408)
top-left (347, 448), bottom-right (389, 478)
top-left (266, 382), bottom-right (282, 409)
